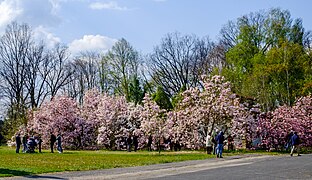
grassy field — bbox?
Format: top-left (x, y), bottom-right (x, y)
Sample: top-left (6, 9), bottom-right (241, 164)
top-left (0, 146), bottom-right (214, 177)
top-left (0, 145), bottom-right (291, 178)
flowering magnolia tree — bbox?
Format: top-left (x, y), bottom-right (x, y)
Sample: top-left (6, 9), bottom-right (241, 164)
top-left (96, 92), bottom-right (142, 149)
top-left (257, 95), bottom-right (312, 149)
top-left (27, 96), bottom-right (96, 149)
top-left (17, 78), bottom-right (311, 152)
top-left (80, 89), bottom-right (103, 148)
top-left (230, 103), bottom-right (261, 149)
top-left (167, 75), bottom-right (243, 149)
top-left (140, 95), bottom-right (168, 151)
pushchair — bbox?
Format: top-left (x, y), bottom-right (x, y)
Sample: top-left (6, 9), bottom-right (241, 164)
top-left (26, 137), bottom-right (37, 153)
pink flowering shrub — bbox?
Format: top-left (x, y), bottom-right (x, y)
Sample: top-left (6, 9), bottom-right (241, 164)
top-left (167, 75), bottom-right (243, 149)
top-left (257, 95), bottom-right (312, 149)
top-left (96, 93), bottom-right (142, 149)
top-left (230, 103), bottom-right (261, 149)
top-left (27, 96), bottom-right (96, 149)
top-left (139, 94), bottom-right (168, 150)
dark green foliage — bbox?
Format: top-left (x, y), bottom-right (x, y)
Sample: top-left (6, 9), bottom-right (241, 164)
top-left (152, 86), bottom-right (173, 110)
top-left (129, 76), bottom-right (145, 105)
top-left (171, 85), bottom-right (186, 108)
top-left (1, 104), bottom-right (27, 142)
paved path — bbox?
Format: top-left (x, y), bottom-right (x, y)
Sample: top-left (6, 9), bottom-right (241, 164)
top-left (3, 154), bottom-right (312, 180)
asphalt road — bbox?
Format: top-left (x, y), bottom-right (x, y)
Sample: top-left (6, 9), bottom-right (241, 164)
top-left (3, 154), bottom-right (312, 180)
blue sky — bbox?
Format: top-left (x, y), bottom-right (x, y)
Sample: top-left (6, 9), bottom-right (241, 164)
top-left (0, 0), bottom-right (311, 55)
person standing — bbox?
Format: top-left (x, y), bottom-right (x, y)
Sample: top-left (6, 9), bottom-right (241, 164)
top-left (15, 133), bottom-right (21, 153)
top-left (147, 135), bottom-right (152, 151)
top-left (50, 132), bottom-right (56, 153)
top-left (227, 134), bottom-right (234, 151)
top-left (57, 133), bottom-right (63, 153)
top-left (290, 131), bottom-right (301, 156)
top-left (205, 132), bottom-right (213, 154)
top-left (212, 130), bottom-right (218, 155)
top-left (285, 131), bottom-right (293, 151)
top-left (22, 134), bottom-right (28, 153)
top-left (37, 135), bottom-right (43, 153)
top-left (133, 134), bottom-right (139, 152)
top-left (126, 134), bottom-right (132, 152)
top-left (216, 131), bottom-right (225, 158)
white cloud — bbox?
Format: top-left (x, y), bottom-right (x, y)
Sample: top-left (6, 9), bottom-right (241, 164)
top-left (89, 1), bottom-right (129, 11)
top-left (33, 26), bottom-right (61, 48)
top-left (68, 35), bottom-right (117, 55)
top-left (0, 0), bottom-right (62, 32)
top-left (0, 0), bottom-right (22, 28)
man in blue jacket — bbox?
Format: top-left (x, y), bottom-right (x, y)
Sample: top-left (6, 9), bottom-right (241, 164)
top-left (290, 131), bottom-right (301, 156)
top-left (216, 131), bottom-right (225, 158)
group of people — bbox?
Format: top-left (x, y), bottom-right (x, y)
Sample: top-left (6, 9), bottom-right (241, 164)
top-left (126, 134), bottom-right (139, 152)
top-left (206, 129), bottom-right (301, 158)
top-left (206, 130), bottom-right (226, 158)
top-left (15, 132), bottom-right (63, 153)
top-left (15, 133), bottom-right (42, 153)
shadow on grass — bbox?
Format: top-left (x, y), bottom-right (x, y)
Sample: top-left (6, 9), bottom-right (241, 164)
top-left (0, 168), bottom-right (31, 177)
top-left (0, 168), bottom-right (68, 179)
top-left (23, 175), bottom-right (68, 179)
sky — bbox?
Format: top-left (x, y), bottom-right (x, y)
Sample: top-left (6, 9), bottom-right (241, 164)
top-left (0, 0), bottom-right (311, 55)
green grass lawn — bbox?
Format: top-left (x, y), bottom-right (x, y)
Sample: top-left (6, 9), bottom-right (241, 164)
top-left (0, 145), bottom-right (290, 178)
top-left (0, 146), bottom-right (213, 177)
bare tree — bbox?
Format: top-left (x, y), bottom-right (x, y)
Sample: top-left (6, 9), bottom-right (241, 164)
top-left (0, 22), bottom-right (33, 134)
top-left (66, 51), bottom-right (101, 104)
top-left (99, 54), bottom-right (113, 93)
top-left (24, 42), bottom-right (50, 108)
top-left (148, 32), bottom-right (214, 97)
top-left (45, 44), bottom-right (73, 99)
top-left (0, 22), bottom-right (31, 115)
top-left (219, 20), bottom-right (240, 49)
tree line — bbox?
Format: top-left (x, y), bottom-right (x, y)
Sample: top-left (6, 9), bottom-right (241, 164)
top-left (0, 8), bottom-right (312, 144)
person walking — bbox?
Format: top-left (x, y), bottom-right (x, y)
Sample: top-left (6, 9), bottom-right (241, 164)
top-left (22, 134), bottom-right (28, 153)
top-left (290, 131), bottom-right (301, 156)
top-left (205, 132), bottom-right (213, 154)
top-left (15, 133), bottom-right (21, 153)
top-left (50, 132), bottom-right (56, 153)
top-left (57, 133), bottom-right (63, 153)
top-left (216, 131), bottom-right (225, 158)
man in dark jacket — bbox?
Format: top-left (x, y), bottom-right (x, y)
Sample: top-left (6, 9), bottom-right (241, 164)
top-left (290, 131), bottom-right (301, 156)
top-left (133, 135), bottom-right (138, 152)
top-left (127, 134), bottom-right (132, 152)
top-left (50, 132), bottom-right (56, 153)
top-left (216, 131), bottom-right (225, 158)
top-left (15, 133), bottom-right (21, 153)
